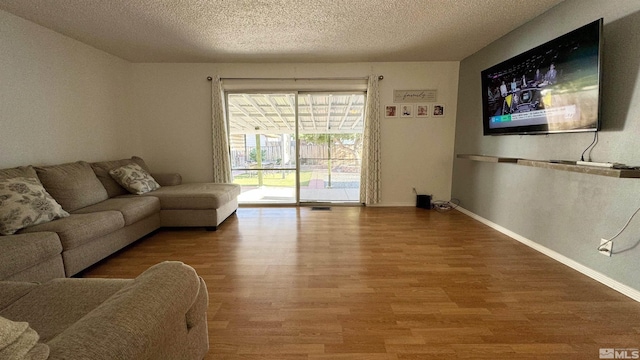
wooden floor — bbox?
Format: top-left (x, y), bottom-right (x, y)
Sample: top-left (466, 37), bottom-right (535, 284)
top-left (83, 207), bottom-right (640, 359)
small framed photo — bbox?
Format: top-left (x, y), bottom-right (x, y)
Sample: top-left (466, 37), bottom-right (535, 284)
top-left (385, 105), bottom-right (398, 118)
top-left (400, 104), bottom-right (413, 118)
top-left (432, 104), bottom-right (445, 117)
top-left (416, 104), bottom-right (429, 118)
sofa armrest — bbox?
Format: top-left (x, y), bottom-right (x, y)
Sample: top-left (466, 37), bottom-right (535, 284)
top-left (46, 261), bottom-right (208, 360)
top-left (151, 173), bottom-right (182, 186)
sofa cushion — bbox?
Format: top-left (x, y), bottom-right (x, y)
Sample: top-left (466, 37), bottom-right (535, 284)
top-left (19, 212), bottom-right (125, 251)
top-left (35, 161), bottom-right (108, 212)
top-left (150, 172), bottom-right (182, 187)
top-left (0, 232), bottom-right (62, 281)
top-left (109, 163), bottom-right (160, 195)
top-left (73, 197), bottom-right (161, 226)
top-left (91, 156), bottom-right (152, 198)
top-left (0, 177), bottom-right (70, 235)
top-left (139, 183), bottom-right (241, 210)
top-left (0, 315), bottom-right (49, 359)
top-left (0, 166), bottom-right (39, 181)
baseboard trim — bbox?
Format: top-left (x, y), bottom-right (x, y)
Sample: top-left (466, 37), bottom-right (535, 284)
top-left (367, 202), bottom-right (415, 207)
top-left (456, 206), bottom-right (640, 302)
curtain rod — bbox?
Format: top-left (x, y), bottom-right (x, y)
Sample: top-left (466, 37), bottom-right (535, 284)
top-left (206, 75), bottom-right (383, 81)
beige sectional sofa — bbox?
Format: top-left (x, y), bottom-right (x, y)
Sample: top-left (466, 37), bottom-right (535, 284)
top-left (0, 261), bottom-right (209, 360)
top-left (0, 156), bottom-right (236, 359)
top-left (0, 156), bottom-right (240, 281)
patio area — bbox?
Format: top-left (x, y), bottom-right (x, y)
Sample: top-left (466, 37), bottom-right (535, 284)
top-left (236, 170), bottom-right (360, 204)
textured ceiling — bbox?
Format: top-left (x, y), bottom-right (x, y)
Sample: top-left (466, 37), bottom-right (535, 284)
top-left (0, 0), bottom-right (565, 63)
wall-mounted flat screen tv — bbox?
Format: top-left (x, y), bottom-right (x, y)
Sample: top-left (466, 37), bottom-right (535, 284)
top-left (481, 19), bottom-right (603, 135)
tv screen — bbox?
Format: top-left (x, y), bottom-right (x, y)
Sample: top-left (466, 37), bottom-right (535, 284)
top-left (481, 19), bottom-right (603, 135)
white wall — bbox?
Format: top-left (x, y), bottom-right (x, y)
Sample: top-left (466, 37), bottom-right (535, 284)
top-left (0, 10), bottom-right (134, 167)
top-left (130, 62), bottom-right (459, 205)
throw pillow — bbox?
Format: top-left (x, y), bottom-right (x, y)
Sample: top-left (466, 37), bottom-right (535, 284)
top-left (0, 177), bottom-right (70, 235)
top-left (91, 156), bottom-right (153, 198)
top-left (109, 163), bottom-right (161, 195)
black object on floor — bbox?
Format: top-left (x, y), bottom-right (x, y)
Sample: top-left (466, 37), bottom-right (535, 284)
top-left (311, 206), bottom-right (332, 211)
top-left (416, 194), bottom-right (432, 209)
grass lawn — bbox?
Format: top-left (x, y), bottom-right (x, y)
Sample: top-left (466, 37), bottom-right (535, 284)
top-left (233, 170), bottom-right (312, 187)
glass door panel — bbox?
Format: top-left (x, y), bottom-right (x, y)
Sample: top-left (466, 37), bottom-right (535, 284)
top-left (298, 92), bottom-right (365, 203)
top-left (227, 93), bottom-right (297, 204)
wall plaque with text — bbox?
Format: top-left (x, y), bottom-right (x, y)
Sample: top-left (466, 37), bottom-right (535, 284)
top-left (393, 90), bottom-right (437, 103)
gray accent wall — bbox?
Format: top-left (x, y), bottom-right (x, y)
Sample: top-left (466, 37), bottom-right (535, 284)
top-left (452, 0), bottom-right (640, 291)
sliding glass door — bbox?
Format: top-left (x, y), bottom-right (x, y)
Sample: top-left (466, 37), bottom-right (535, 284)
top-left (226, 91), bottom-right (365, 205)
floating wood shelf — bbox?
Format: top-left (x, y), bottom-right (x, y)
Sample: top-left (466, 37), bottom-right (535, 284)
top-left (457, 154), bottom-right (640, 179)
top-left (456, 154), bottom-right (519, 163)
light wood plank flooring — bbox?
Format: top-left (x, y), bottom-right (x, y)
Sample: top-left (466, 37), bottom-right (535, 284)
top-left (82, 207), bottom-right (640, 359)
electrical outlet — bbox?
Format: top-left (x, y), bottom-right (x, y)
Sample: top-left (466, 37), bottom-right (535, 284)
top-left (599, 238), bottom-right (612, 257)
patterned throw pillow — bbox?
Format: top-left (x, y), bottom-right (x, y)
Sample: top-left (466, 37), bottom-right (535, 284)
top-left (109, 163), bottom-right (161, 195)
top-left (0, 177), bottom-right (70, 235)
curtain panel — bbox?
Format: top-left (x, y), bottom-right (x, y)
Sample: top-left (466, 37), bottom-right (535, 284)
top-left (359, 75), bottom-right (381, 205)
top-left (211, 76), bottom-right (232, 183)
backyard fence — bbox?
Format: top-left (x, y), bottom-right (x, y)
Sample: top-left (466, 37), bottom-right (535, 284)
top-left (231, 144), bottom-right (360, 169)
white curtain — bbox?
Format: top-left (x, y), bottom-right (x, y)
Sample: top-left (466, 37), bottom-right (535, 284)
top-left (359, 75), bottom-right (381, 205)
top-left (211, 76), bottom-right (232, 183)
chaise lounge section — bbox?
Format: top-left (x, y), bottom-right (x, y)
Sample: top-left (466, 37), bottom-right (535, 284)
top-left (92, 156), bottom-right (240, 230)
top-left (142, 182), bottom-right (240, 229)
